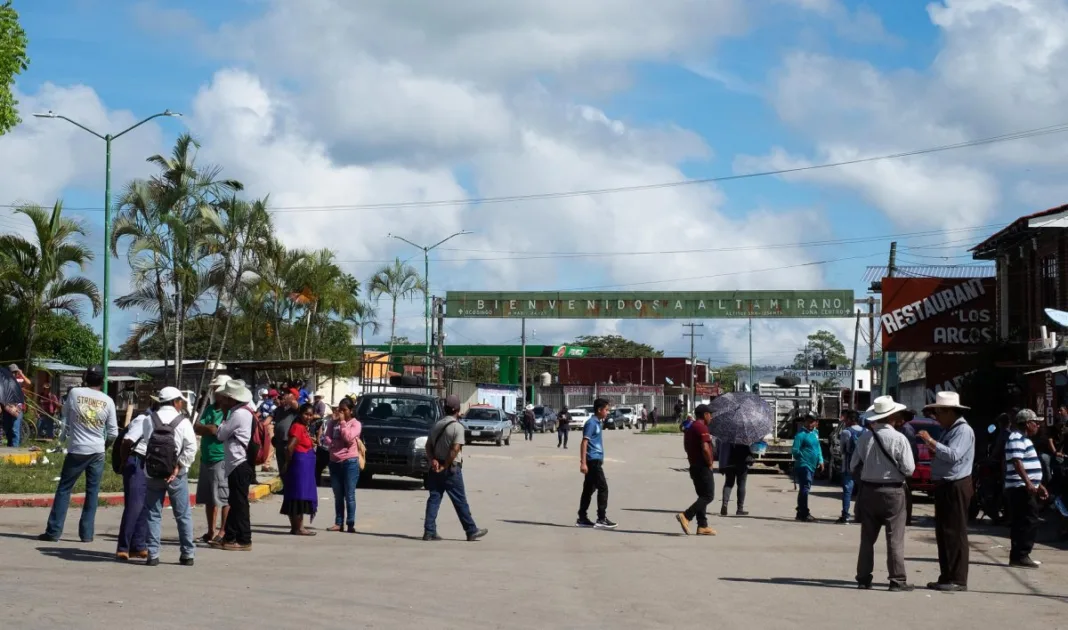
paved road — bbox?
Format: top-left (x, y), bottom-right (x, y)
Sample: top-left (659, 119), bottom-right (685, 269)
top-left (2, 431), bottom-right (1066, 629)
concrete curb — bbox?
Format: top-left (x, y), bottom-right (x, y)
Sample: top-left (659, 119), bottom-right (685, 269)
top-left (0, 452), bottom-right (43, 466)
top-left (0, 476), bottom-right (282, 508)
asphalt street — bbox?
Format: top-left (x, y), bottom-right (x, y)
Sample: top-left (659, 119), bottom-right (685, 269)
top-left (1, 430), bottom-right (1066, 629)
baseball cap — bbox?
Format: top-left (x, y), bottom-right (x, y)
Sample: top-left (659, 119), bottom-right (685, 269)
top-left (267, 388), bottom-right (278, 398)
top-left (157, 386), bottom-right (189, 404)
top-left (289, 388), bottom-right (300, 397)
top-left (444, 394), bottom-right (461, 409)
top-left (7, 363), bottom-right (18, 372)
top-left (694, 404), bottom-right (712, 417)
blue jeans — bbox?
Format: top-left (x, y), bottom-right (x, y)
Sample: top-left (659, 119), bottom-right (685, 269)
top-left (329, 459), bottom-right (360, 527)
top-left (795, 466), bottom-right (815, 518)
top-left (44, 452), bottom-right (104, 540)
top-left (841, 471), bottom-right (855, 519)
top-left (142, 473), bottom-right (195, 560)
top-left (3, 411), bottom-right (21, 447)
top-left (424, 466), bottom-right (477, 536)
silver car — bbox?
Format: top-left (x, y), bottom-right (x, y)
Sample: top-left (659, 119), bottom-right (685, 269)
top-left (461, 405), bottom-right (513, 446)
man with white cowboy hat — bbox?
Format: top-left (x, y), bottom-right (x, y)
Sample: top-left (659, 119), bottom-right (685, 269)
top-left (192, 374), bottom-right (232, 545)
top-left (201, 379), bottom-right (256, 551)
top-left (917, 391), bottom-right (975, 592)
top-left (136, 386), bottom-right (199, 566)
top-left (522, 403), bottom-right (536, 441)
top-left (851, 395), bottom-right (916, 592)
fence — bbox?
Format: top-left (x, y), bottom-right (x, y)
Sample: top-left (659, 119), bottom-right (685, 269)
top-left (532, 385), bottom-right (679, 418)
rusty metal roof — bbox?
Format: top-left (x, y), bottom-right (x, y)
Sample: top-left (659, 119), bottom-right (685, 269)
top-left (971, 203), bottom-right (1068, 257)
top-left (862, 265), bottom-right (995, 281)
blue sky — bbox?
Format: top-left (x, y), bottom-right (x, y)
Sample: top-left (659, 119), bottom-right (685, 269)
top-left (4, 0), bottom-right (1065, 366)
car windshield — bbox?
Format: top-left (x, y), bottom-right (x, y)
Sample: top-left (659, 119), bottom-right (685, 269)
top-left (356, 395), bottom-right (439, 426)
top-left (465, 408), bottom-right (500, 421)
top-left (533, 406), bottom-right (547, 415)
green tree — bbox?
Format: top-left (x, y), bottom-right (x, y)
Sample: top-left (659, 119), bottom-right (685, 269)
top-left (369, 258), bottom-right (426, 358)
top-left (792, 330), bottom-right (849, 369)
top-left (33, 313), bottom-right (102, 368)
top-left (713, 364), bottom-right (748, 392)
top-left (0, 2), bottom-right (29, 135)
top-left (571, 334), bottom-right (663, 358)
top-left (0, 201), bottom-right (101, 369)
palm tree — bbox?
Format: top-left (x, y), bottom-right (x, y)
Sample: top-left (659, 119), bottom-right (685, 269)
top-left (345, 298), bottom-right (380, 384)
top-left (368, 258), bottom-right (426, 358)
top-left (0, 201), bottom-right (101, 368)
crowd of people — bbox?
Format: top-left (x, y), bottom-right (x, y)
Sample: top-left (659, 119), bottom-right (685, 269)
top-left (15, 365), bottom-right (1059, 587)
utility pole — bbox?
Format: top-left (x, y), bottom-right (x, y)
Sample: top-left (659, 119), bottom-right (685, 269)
top-left (682, 323), bottom-right (704, 409)
top-left (748, 317), bottom-right (754, 392)
top-left (879, 242), bottom-right (897, 396)
top-left (868, 297), bottom-right (876, 372)
top-left (435, 297), bottom-right (445, 396)
top-left (521, 318), bottom-right (527, 407)
top-left (850, 309), bottom-right (861, 410)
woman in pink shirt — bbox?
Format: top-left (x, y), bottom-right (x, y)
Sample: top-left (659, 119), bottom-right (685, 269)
top-left (322, 398), bottom-right (363, 532)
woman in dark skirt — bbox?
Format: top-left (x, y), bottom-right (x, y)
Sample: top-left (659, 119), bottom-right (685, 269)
top-left (280, 403), bottom-right (318, 535)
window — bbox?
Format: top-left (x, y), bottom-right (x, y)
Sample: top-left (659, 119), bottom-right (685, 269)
top-left (1041, 254), bottom-right (1059, 308)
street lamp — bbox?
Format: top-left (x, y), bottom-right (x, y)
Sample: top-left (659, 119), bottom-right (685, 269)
top-left (33, 109), bottom-right (182, 393)
top-left (389, 230), bottom-right (471, 370)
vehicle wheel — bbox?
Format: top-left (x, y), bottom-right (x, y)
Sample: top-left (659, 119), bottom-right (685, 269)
top-left (505, 437), bottom-right (510, 446)
top-left (496, 437), bottom-right (503, 446)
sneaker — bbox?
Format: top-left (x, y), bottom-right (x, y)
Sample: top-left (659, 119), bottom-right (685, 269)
top-left (736, 509), bottom-right (749, 517)
top-left (467, 528), bottom-right (489, 542)
top-left (80, 537), bottom-right (93, 543)
top-left (720, 505), bottom-right (728, 517)
top-left (696, 527), bottom-right (716, 536)
top-left (422, 533), bottom-right (443, 541)
top-left (179, 556), bottom-right (194, 566)
top-left (595, 518), bottom-right (618, 529)
top-left (346, 525), bottom-right (356, 534)
top-left (857, 581), bottom-right (872, 590)
top-left (796, 514), bottom-right (817, 523)
top-left (115, 552), bottom-right (129, 562)
top-left (888, 583), bottom-right (915, 592)
top-left (835, 516), bottom-right (850, 525)
top-left (37, 533), bottom-right (58, 542)
top-left (145, 557), bottom-right (160, 567)
top-left (576, 517), bottom-right (596, 528)
top-left (1010, 557), bottom-right (1041, 569)
top-left (675, 513), bottom-right (691, 535)
top-left (927, 582), bottom-right (967, 592)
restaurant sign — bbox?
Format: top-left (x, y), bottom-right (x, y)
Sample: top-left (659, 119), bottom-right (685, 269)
top-left (881, 278), bottom-right (995, 352)
top-left (446, 291), bottom-right (855, 319)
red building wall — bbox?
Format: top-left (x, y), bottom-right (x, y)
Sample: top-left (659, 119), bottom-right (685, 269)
top-left (556, 358), bottom-right (707, 386)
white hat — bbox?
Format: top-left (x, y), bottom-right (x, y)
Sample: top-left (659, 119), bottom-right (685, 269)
top-left (157, 386), bottom-right (189, 404)
top-left (923, 391), bottom-right (970, 411)
top-left (209, 374), bottom-right (232, 389)
top-left (865, 395), bottom-right (907, 422)
top-left (216, 379), bottom-right (252, 404)
top-left (525, 404), bottom-right (534, 411)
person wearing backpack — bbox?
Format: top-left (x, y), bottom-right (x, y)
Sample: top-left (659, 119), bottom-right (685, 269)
top-left (136, 387), bottom-right (199, 566)
top-left (836, 409), bottom-right (864, 524)
top-left (204, 379), bottom-right (256, 551)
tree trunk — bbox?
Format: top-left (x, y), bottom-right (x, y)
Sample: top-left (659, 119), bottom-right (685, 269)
top-left (196, 256), bottom-right (231, 406)
top-left (389, 297), bottom-right (398, 358)
top-left (152, 254), bottom-right (172, 374)
top-left (23, 309), bottom-right (38, 374)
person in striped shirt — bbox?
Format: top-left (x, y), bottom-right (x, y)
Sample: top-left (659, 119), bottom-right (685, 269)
top-left (1004, 409), bottom-right (1049, 569)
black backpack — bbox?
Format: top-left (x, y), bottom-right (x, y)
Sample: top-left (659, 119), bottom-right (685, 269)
top-left (144, 411), bottom-right (187, 479)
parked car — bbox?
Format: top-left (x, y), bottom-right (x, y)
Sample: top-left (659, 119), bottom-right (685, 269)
top-left (905, 418), bottom-right (943, 496)
top-left (355, 392), bottom-right (442, 482)
top-left (462, 405), bottom-right (513, 446)
top-left (606, 409), bottom-right (627, 430)
top-left (614, 406), bottom-right (638, 429)
top-left (533, 406), bottom-right (557, 432)
top-left (568, 408), bottom-right (591, 430)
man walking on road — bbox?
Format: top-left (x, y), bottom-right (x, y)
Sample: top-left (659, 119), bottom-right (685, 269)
top-left (1002, 409), bottom-right (1047, 570)
top-left (577, 398), bottom-right (617, 529)
top-left (917, 391), bottom-right (976, 592)
top-left (423, 394), bottom-right (488, 542)
top-left (851, 396), bottom-right (916, 592)
top-left (557, 408), bottom-right (571, 448)
top-left (522, 404), bottom-right (536, 441)
top-left (791, 413), bottom-right (823, 522)
top-left (40, 365), bottom-right (118, 543)
top-left (676, 404), bottom-right (716, 536)
top-left (837, 409), bottom-right (863, 524)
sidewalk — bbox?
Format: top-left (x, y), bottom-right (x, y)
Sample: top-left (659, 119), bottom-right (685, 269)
top-left (0, 476), bottom-right (282, 508)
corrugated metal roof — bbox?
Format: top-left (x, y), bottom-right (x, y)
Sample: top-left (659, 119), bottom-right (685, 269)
top-left (972, 203), bottom-right (1068, 255)
top-left (862, 265), bottom-right (996, 281)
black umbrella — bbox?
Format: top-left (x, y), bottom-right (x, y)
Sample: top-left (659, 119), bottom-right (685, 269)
top-left (0, 366), bottom-right (24, 406)
top-left (707, 392), bottom-right (773, 445)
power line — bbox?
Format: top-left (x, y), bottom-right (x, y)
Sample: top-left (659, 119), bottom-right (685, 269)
top-left (7, 122), bottom-right (1068, 215)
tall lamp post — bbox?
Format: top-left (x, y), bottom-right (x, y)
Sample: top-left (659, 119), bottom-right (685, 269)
top-left (389, 231), bottom-right (471, 371)
top-left (33, 109), bottom-right (182, 393)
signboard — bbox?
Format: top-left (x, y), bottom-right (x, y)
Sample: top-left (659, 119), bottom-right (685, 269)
top-left (551, 345), bottom-right (588, 358)
top-left (563, 385), bottom-right (663, 396)
top-left (783, 369), bottom-right (854, 381)
top-left (446, 291), bottom-right (855, 319)
top-left (880, 278), bottom-right (995, 352)
top-left (924, 354), bottom-right (976, 405)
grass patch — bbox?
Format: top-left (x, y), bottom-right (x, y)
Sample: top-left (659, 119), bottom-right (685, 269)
top-left (641, 425), bottom-right (682, 434)
top-left (0, 443), bottom-right (201, 495)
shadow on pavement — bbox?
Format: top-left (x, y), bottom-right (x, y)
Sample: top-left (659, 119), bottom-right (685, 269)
top-left (720, 577), bottom-right (857, 590)
top-left (357, 531), bottom-right (425, 541)
top-left (904, 556), bottom-right (1005, 569)
top-left (0, 532), bottom-right (46, 541)
top-left (37, 546), bottom-right (114, 563)
top-left (499, 519), bottom-right (681, 537)
top-left (621, 508), bottom-right (680, 515)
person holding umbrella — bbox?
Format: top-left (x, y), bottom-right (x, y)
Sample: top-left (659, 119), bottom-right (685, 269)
top-left (676, 404), bottom-right (716, 536)
top-left (706, 393), bottom-right (775, 519)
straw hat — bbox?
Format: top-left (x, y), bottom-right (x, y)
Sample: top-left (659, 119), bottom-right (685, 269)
top-left (216, 379), bottom-right (252, 404)
top-left (923, 391), bottom-right (970, 411)
top-left (866, 395), bottom-right (907, 422)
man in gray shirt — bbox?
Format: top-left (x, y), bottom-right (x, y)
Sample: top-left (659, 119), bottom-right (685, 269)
top-left (40, 366), bottom-right (118, 543)
top-left (423, 394), bottom-right (488, 542)
top-left (917, 391), bottom-right (976, 593)
top-left (850, 396), bottom-right (916, 592)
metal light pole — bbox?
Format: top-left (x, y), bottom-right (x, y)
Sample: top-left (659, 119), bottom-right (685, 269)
top-left (389, 231), bottom-right (471, 381)
top-left (33, 109), bottom-right (182, 394)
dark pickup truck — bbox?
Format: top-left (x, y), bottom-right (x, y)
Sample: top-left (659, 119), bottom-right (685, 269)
top-left (356, 392), bottom-right (443, 482)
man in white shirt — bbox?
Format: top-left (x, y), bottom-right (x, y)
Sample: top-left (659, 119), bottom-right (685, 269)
top-left (203, 379), bottom-right (255, 551)
top-left (134, 387), bottom-right (198, 566)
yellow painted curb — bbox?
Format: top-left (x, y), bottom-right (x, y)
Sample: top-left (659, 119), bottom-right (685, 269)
top-left (248, 476), bottom-right (283, 502)
top-left (0, 452), bottom-right (42, 466)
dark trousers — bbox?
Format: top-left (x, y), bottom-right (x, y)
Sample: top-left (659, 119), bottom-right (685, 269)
top-left (1007, 486), bottom-right (1039, 562)
top-left (684, 466), bottom-right (715, 527)
top-left (933, 477), bottom-right (973, 586)
top-left (315, 448), bottom-right (330, 486)
top-left (424, 466), bottom-right (478, 536)
top-left (116, 455), bottom-right (148, 553)
top-left (224, 462), bottom-right (254, 545)
top-left (524, 427), bottom-right (534, 440)
top-left (856, 484), bottom-right (908, 586)
top-left (45, 452), bottom-right (104, 540)
top-left (558, 428), bottom-right (569, 447)
top-left (723, 467), bottom-right (748, 509)
top-left (579, 459), bottom-right (609, 521)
